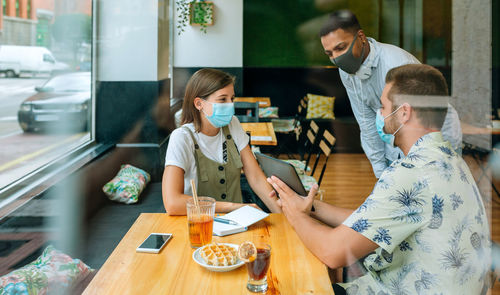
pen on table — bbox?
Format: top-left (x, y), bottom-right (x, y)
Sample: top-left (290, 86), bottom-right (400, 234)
top-left (214, 217), bottom-right (238, 225)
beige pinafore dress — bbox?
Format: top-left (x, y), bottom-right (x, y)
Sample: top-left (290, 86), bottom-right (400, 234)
top-left (183, 126), bottom-right (243, 202)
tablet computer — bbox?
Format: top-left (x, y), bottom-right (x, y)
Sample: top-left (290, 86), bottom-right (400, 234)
top-left (255, 153), bottom-right (308, 196)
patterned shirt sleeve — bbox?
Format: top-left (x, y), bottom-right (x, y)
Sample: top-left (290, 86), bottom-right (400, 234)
top-left (343, 162), bottom-right (430, 253)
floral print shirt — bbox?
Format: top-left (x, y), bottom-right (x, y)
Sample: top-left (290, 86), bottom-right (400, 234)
top-left (341, 132), bottom-right (490, 295)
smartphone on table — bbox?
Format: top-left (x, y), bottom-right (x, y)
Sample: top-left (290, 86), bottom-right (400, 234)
top-left (136, 233), bottom-right (172, 253)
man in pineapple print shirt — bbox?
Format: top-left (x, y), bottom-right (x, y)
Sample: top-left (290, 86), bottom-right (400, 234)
top-left (267, 64), bottom-right (490, 294)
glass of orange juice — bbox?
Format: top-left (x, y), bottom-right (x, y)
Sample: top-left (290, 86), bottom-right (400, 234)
top-left (187, 197), bottom-right (215, 248)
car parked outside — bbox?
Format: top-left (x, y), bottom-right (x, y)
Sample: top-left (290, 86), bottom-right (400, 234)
top-left (17, 72), bottom-right (91, 133)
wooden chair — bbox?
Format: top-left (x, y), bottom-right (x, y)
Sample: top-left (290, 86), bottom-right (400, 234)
top-left (284, 120), bottom-right (322, 177)
top-left (271, 97), bottom-right (308, 158)
top-left (234, 102), bottom-right (259, 122)
top-left (310, 129), bottom-right (336, 186)
top-left (298, 128), bottom-right (336, 191)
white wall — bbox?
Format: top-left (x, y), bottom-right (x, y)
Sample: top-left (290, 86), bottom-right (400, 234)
top-left (452, 0), bottom-right (491, 150)
top-left (173, 0), bottom-right (243, 67)
top-left (97, 0), bottom-right (159, 81)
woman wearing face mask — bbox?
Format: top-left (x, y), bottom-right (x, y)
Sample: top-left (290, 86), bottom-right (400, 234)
top-left (162, 69), bottom-right (281, 215)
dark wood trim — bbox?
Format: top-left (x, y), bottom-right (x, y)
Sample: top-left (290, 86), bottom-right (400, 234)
top-left (0, 232), bottom-right (46, 275)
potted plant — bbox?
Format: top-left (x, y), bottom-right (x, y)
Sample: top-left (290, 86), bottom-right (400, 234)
top-left (176, 0), bottom-right (214, 35)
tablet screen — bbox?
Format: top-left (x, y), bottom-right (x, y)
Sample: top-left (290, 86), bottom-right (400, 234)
top-left (255, 153), bottom-right (308, 196)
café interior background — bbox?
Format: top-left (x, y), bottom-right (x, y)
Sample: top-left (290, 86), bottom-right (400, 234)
top-left (0, 0), bottom-right (497, 277)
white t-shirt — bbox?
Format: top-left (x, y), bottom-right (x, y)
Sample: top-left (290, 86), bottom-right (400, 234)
top-left (165, 116), bottom-right (249, 195)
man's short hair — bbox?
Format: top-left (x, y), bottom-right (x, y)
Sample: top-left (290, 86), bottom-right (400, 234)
top-left (385, 64), bottom-right (449, 129)
top-left (319, 10), bottom-right (361, 37)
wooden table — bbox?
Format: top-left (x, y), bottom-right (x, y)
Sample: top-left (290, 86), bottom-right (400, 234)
top-left (460, 122), bottom-right (500, 135)
top-left (234, 97), bottom-right (271, 108)
top-left (83, 214), bottom-right (333, 295)
top-left (241, 122), bottom-right (278, 146)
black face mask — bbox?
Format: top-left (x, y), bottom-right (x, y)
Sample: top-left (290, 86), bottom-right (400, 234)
top-left (330, 34), bottom-right (365, 74)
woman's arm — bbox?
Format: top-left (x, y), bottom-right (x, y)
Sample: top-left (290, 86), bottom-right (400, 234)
top-left (162, 165), bottom-right (259, 215)
top-left (310, 200), bottom-right (354, 227)
top-left (240, 146), bottom-right (282, 213)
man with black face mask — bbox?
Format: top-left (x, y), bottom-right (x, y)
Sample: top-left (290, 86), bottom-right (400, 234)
top-left (320, 10), bottom-right (462, 178)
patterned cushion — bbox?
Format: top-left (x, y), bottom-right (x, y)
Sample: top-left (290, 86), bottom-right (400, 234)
top-left (103, 164), bottom-right (151, 204)
top-left (259, 107), bottom-right (279, 118)
top-left (272, 119), bottom-right (295, 133)
top-left (284, 159), bottom-right (311, 175)
top-left (305, 93), bottom-right (335, 119)
top-left (0, 245), bottom-right (93, 294)
top-left (299, 174), bottom-right (318, 192)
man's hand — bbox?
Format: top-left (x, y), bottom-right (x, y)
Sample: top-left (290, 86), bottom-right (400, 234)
top-left (266, 176), bottom-right (318, 222)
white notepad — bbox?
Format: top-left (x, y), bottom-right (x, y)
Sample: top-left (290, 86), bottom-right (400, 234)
top-left (212, 206), bottom-right (269, 236)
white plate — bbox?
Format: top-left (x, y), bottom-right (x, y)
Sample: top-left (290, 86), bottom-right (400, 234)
top-left (192, 243), bottom-right (244, 272)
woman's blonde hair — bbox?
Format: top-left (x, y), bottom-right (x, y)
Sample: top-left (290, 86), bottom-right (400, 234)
top-left (181, 68), bottom-right (235, 131)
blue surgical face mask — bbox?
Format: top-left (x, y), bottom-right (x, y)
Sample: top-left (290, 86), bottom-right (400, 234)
top-left (202, 102), bottom-right (234, 128)
top-left (376, 105), bottom-right (405, 147)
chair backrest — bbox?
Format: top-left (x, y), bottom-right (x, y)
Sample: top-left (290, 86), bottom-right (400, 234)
top-left (293, 96), bottom-right (308, 133)
top-left (299, 97), bottom-right (308, 115)
top-left (234, 102), bottom-right (259, 123)
top-left (302, 120), bottom-right (322, 169)
top-left (291, 97), bottom-right (308, 140)
top-left (310, 129), bottom-right (336, 186)
top-left (298, 104), bottom-right (304, 116)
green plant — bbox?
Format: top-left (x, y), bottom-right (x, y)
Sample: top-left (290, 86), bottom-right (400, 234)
top-left (176, 0), bottom-right (213, 35)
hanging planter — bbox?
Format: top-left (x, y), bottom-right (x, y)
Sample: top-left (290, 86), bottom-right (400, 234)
top-left (176, 0), bottom-right (214, 35)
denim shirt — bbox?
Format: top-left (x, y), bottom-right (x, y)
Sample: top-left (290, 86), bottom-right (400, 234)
top-left (339, 38), bottom-right (462, 178)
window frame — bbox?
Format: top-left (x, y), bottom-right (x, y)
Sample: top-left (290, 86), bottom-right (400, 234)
top-left (0, 0), bottom-right (97, 215)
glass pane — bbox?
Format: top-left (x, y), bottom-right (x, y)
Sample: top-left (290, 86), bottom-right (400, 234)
top-left (0, 1), bottom-right (93, 190)
top-left (243, 0), bottom-right (450, 68)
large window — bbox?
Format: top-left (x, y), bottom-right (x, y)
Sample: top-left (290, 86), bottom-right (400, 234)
top-left (0, 0), bottom-right (93, 193)
top-left (243, 0), bottom-right (451, 70)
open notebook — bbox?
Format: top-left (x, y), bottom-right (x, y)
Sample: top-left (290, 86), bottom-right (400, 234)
top-left (212, 205), bottom-right (269, 236)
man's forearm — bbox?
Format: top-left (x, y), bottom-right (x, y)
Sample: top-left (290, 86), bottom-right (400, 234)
top-left (287, 213), bottom-right (349, 269)
top-left (310, 200), bottom-right (353, 227)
